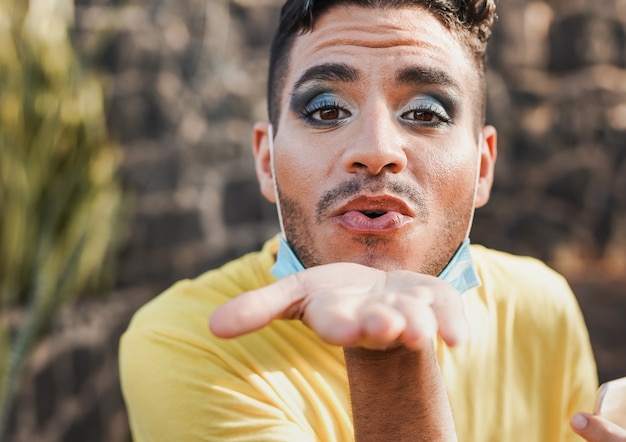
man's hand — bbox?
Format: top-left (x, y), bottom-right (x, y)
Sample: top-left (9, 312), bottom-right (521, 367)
top-left (571, 413), bottom-right (626, 441)
top-left (209, 262), bottom-right (468, 350)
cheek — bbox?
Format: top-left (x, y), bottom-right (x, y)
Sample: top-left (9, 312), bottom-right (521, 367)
top-left (273, 134), bottom-right (338, 195)
top-left (274, 146), bottom-right (321, 204)
top-left (414, 148), bottom-right (477, 203)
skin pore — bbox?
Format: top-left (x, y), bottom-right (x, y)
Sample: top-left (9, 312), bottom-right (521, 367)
top-left (255, 4), bottom-right (497, 275)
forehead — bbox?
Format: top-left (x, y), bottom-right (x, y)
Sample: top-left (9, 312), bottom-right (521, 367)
top-left (283, 5), bottom-right (477, 102)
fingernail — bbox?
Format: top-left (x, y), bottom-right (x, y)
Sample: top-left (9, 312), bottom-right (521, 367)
top-left (571, 413), bottom-right (588, 430)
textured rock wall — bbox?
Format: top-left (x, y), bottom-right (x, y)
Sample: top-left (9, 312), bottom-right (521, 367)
top-left (76, 0), bottom-right (285, 291)
top-left (9, 1), bottom-right (626, 441)
top-left (478, 0), bottom-right (626, 278)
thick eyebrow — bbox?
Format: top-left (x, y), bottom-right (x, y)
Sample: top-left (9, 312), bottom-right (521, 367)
top-left (395, 66), bottom-right (462, 94)
top-left (292, 63), bottom-right (360, 93)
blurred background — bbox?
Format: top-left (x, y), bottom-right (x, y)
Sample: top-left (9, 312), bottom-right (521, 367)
top-left (0, 0), bottom-right (624, 440)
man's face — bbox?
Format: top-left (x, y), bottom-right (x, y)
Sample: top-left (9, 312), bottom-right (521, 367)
top-left (255, 5), bottom-right (496, 275)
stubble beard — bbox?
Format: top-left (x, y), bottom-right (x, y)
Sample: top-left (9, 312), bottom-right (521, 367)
top-left (277, 176), bottom-right (474, 276)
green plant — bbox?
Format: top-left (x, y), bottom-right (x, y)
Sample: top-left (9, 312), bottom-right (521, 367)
top-left (0, 0), bottom-right (123, 437)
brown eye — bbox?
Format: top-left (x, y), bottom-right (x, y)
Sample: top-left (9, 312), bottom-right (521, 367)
top-left (412, 111), bottom-right (434, 122)
top-left (319, 108), bottom-right (340, 120)
top-left (400, 98), bottom-right (451, 127)
top-left (302, 96), bottom-right (351, 127)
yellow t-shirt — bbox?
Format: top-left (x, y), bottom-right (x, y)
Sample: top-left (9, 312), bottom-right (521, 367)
top-left (120, 237), bottom-right (597, 441)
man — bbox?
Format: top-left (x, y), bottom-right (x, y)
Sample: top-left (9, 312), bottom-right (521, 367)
top-left (120, 1), bottom-right (626, 440)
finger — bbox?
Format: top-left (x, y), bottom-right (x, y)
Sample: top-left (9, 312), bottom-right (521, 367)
top-left (571, 413), bottom-right (626, 442)
top-left (304, 303), bottom-right (362, 346)
top-left (430, 287), bottom-right (468, 346)
top-left (386, 271), bottom-right (467, 347)
top-left (209, 273), bottom-right (305, 338)
top-left (397, 299), bottom-right (438, 350)
top-left (359, 304), bottom-right (406, 349)
top-left (305, 301), bottom-right (404, 348)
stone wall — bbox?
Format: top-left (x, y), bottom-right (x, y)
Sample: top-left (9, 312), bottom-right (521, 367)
top-left (479, 0), bottom-right (626, 277)
top-left (8, 0), bottom-right (626, 440)
top-left (9, 288), bottom-right (154, 442)
top-left (74, 0), bottom-right (285, 291)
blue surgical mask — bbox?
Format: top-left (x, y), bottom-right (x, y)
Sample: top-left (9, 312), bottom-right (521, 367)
top-left (437, 238), bottom-right (481, 294)
top-left (270, 234), bottom-right (481, 294)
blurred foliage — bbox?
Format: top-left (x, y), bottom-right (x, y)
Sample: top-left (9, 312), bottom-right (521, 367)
top-left (0, 0), bottom-right (124, 436)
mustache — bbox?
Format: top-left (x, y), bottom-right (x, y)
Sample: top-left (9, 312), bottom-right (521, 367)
top-left (315, 176), bottom-right (429, 223)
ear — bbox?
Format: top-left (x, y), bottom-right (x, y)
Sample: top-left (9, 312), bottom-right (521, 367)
top-left (252, 121), bottom-right (277, 203)
top-left (474, 125), bottom-right (497, 208)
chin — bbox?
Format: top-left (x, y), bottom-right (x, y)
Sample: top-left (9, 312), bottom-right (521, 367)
top-left (322, 235), bottom-right (423, 272)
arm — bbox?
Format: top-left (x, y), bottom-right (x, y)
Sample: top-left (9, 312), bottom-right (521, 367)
top-left (345, 344), bottom-right (456, 441)
top-left (210, 262), bottom-right (465, 441)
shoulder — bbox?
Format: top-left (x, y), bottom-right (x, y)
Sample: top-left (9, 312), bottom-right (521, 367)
top-left (466, 244), bottom-right (593, 358)
top-left (460, 246), bottom-right (597, 427)
top-left (468, 244), bottom-right (582, 321)
top-left (127, 236), bottom-right (279, 331)
top-left (122, 235), bottom-right (276, 348)
top-left (469, 244), bottom-right (570, 293)
top-left (119, 236), bottom-right (280, 401)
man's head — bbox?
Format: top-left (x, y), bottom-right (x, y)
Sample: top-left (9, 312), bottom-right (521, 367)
top-left (268, 0), bottom-right (497, 132)
top-left (253, 1), bottom-right (498, 276)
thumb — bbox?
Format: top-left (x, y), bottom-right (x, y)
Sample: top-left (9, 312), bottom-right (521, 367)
top-left (209, 273), bottom-right (305, 338)
top-left (571, 413), bottom-right (626, 442)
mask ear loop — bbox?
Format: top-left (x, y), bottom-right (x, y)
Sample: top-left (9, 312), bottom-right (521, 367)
top-left (268, 124), bottom-right (287, 238)
top-left (464, 132), bottom-right (484, 240)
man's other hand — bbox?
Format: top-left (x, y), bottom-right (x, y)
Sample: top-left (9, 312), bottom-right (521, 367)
top-left (571, 413), bottom-right (626, 442)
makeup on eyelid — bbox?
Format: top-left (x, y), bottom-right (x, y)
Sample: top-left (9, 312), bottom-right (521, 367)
top-left (291, 91), bottom-right (453, 128)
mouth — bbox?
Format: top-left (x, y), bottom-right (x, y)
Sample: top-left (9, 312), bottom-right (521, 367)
top-left (332, 194), bottom-right (415, 216)
top-left (362, 210), bottom-right (387, 219)
top-left (330, 195), bottom-right (415, 234)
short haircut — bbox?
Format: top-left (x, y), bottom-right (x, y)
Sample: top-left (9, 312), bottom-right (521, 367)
top-left (267, 0), bottom-right (497, 133)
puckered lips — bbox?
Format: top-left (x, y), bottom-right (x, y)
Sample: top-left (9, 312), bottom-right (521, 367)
top-left (330, 194), bottom-right (415, 234)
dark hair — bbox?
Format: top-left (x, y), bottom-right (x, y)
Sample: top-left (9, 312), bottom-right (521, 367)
top-left (267, 0), bottom-right (497, 132)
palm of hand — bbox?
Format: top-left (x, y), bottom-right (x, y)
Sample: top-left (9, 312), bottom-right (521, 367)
top-left (210, 262), bottom-right (467, 351)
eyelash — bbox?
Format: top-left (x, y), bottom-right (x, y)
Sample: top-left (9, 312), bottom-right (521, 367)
top-left (400, 100), bottom-right (452, 127)
top-left (298, 94), bottom-right (452, 128)
top-left (300, 95), bottom-right (351, 127)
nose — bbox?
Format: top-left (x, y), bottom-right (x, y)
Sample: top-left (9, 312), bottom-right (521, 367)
top-left (341, 105), bottom-right (408, 176)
